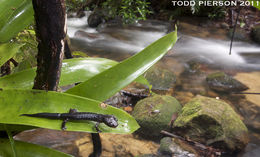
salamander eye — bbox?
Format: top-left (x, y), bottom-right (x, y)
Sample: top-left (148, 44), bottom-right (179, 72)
top-left (104, 115), bottom-right (118, 128)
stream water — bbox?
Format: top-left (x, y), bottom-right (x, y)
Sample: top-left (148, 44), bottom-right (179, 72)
top-left (67, 12), bottom-right (260, 71)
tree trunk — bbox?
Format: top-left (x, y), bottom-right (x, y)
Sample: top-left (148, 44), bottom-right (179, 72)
top-left (32, 1), bottom-right (102, 156)
top-left (32, 0), bottom-right (66, 91)
top-left (64, 37), bottom-right (73, 59)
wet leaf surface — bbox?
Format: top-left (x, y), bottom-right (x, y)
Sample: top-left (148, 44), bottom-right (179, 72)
top-left (0, 89), bottom-right (139, 133)
top-left (0, 138), bottom-right (73, 157)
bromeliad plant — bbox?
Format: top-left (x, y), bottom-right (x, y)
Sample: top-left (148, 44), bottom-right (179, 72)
top-left (0, 0), bottom-right (177, 156)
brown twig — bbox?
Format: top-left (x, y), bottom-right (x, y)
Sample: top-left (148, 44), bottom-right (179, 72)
top-left (9, 58), bottom-right (18, 67)
top-left (160, 130), bottom-right (222, 157)
top-left (229, 6), bottom-right (241, 55)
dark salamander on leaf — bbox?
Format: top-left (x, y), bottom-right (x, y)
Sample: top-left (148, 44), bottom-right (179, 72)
top-left (20, 109), bottom-right (118, 132)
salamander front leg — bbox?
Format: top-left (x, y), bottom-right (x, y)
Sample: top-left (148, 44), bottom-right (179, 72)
top-left (95, 122), bottom-right (102, 133)
top-left (61, 109), bottom-right (77, 130)
top-left (69, 108), bottom-right (78, 113)
top-left (61, 118), bottom-right (69, 130)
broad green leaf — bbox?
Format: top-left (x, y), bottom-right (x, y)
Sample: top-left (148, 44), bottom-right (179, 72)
top-left (4, 125), bottom-right (17, 157)
top-left (0, 58), bottom-right (149, 89)
top-left (249, 0), bottom-right (260, 10)
top-left (0, 58), bottom-right (116, 89)
top-left (0, 89), bottom-right (139, 133)
top-left (0, 43), bottom-right (22, 67)
top-left (66, 30), bottom-right (178, 101)
top-left (0, 0), bottom-right (34, 43)
top-left (0, 138), bottom-right (72, 157)
top-left (0, 0), bottom-right (25, 28)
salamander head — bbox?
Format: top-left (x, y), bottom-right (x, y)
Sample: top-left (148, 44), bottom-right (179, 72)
top-left (103, 115), bottom-right (118, 128)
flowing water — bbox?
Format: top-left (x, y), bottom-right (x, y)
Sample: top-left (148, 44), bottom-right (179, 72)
top-left (67, 11), bottom-right (260, 71)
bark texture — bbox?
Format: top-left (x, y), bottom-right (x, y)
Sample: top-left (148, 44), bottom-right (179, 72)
top-left (32, 0), bottom-right (66, 91)
top-left (64, 38), bottom-right (73, 59)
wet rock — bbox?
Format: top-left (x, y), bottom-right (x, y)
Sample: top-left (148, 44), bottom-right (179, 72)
top-left (184, 61), bottom-right (202, 74)
top-left (88, 12), bottom-right (103, 28)
top-left (178, 68), bottom-right (207, 95)
top-left (220, 22), bottom-right (229, 29)
top-left (251, 25), bottom-right (260, 44)
top-left (77, 134), bottom-right (159, 157)
top-left (77, 11), bottom-right (85, 18)
top-left (206, 72), bottom-right (249, 93)
top-left (144, 66), bottom-right (177, 91)
top-left (174, 91), bottom-right (194, 105)
top-left (104, 87), bottom-right (149, 109)
top-left (158, 137), bottom-right (196, 157)
top-left (227, 28), bottom-right (250, 42)
top-left (231, 97), bottom-right (260, 134)
top-left (173, 96), bottom-right (249, 152)
top-left (241, 144), bottom-right (260, 157)
top-left (74, 30), bottom-right (102, 39)
top-left (14, 128), bottom-right (85, 156)
top-left (132, 94), bottom-right (182, 140)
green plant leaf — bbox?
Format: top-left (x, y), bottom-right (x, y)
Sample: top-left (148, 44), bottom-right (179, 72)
top-left (4, 125), bottom-right (17, 157)
top-left (0, 43), bottom-right (22, 67)
top-left (0, 0), bottom-right (25, 28)
top-left (0, 58), bottom-right (149, 89)
top-left (0, 58), bottom-right (116, 89)
top-left (0, 138), bottom-right (73, 157)
top-left (0, 89), bottom-right (139, 133)
top-left (249, 0), bottom-right (260, 10)
top-left (66, 30), bottom-right (178, 101)
top-left (0, 0), bottom-right (34, 43)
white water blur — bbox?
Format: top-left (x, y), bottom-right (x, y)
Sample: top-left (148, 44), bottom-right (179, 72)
top-left (67, 11), bottom-right (260, 69)
top-left (171, 35), bottom-right (260, 69)
top-left (67, 11), bottom-right (97, 37)
top-left (67, 11), bottom-right (167, 53)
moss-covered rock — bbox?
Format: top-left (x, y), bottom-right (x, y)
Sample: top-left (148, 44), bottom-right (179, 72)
top-left (206, 72), bottom-right (248, 93)
top-left (132, 94), bottom-right (182, 140)
top-left (144, 66), bottom-right (177, 91)
top-left (173, 96), bottom-right (249, 152)
top-left (251, 25), bottom-right (260, 44)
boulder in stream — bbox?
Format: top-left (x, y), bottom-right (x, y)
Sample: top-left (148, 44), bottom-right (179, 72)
top-left (88, 12), bottom-right (103, 28)
top-left (173, 95), bottom-right (249, 152)
top-left (251, 25), bottom-right (260, 44)
top-left (132, 94), bottom-right (182, 140)
top-left (158, 137), bottom-right (196, 157)
top-left (206, 72), bottom-right (249, 93)
top-left (144, 66), bottom-right (177, 91)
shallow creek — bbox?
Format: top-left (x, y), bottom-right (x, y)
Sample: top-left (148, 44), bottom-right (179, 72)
top-left (16, 12), bottom-right (260, 157)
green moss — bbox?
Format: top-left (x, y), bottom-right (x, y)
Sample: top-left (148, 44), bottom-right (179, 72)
top-left (145, 66), bottom-right (176, 90)
top-left (207, 72), bottom-right (225, 79)
top-left (132, 94), bottom-right (182, 139)
top-left (173, 96), bottom-right (249, 151)
top-left (174, 100), bottom-right (201, 126)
